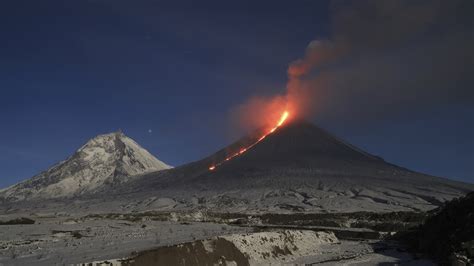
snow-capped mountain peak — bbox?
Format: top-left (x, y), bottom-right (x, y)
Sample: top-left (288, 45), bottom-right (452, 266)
top-left (0, 131), bottom-right (171, 201)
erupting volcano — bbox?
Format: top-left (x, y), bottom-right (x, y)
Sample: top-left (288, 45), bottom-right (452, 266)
top-left (209, 110), bottom-right (290, 171)
top-left (115, 118), bottom-right (473, 214)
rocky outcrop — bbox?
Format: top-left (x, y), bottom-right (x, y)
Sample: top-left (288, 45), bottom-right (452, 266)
top-left (124, 230), bottom-right (338, 265)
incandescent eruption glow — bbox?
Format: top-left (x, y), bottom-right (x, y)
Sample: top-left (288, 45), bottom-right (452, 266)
top-left (209, 110), bottom-right (290, 171)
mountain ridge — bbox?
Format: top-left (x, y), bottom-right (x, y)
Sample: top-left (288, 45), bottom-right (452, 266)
top-left (1, 121), bottom-right (472, 214)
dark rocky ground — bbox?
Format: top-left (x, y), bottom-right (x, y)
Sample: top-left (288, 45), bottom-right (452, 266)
top-left (396, 192), bottom-right (474, 265)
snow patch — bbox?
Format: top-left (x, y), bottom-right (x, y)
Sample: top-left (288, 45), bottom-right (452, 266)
top-left (222, 230), bottom-right (339, 263)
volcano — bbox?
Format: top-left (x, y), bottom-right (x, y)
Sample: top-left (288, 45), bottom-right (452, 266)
top-left (0, 131), bottom-right (171, 201)
top-left (120, 120), bottom-right (473, 213)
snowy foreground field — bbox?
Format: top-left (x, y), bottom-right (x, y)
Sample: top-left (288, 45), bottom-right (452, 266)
top-left (0, 212), bottom-right (434, 265)
top-left (0, 215), bottom-right (249, 265)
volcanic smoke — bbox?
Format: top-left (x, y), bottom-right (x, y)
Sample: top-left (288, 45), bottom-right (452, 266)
top-left (209, 110), bottom-right (289, 171)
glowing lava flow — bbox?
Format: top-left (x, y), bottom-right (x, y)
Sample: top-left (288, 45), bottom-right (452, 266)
top-left (209, 111), bottom-right (290, 171)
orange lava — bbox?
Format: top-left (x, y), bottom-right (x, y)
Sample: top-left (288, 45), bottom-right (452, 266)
top-left (209, 110), bottom-right (290, 171)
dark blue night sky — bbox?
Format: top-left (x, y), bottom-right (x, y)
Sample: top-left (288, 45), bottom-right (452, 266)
top-left (1, 0), bottom-right (472, 187)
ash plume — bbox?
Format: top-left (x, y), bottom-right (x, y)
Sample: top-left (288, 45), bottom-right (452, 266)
top-left (236, 0), bottom-right (473, 129)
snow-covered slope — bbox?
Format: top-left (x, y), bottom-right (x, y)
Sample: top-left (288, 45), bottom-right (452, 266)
top-left (0, 131), bottom-right (171, 201)
top-left (114, 120), bottom-right (473, 213)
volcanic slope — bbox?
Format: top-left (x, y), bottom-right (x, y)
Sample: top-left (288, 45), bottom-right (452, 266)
top-left (0, 132), bottom-right (171, 201)
top-left (121, 120), bottom-right (473, 213)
